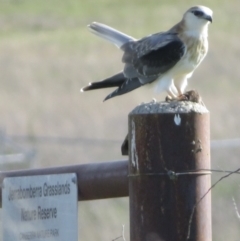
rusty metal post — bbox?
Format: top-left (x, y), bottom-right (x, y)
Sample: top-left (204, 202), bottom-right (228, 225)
top-left (128, 101), bottom-right (211, 241)
top-left (0, 160), bottom-right (128, 206)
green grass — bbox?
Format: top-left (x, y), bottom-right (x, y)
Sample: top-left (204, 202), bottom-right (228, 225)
top-left (0, 0), bottom-right (238, 36)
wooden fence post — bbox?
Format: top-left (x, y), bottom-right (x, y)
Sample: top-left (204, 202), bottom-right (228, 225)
top-left (128, 101), bottom-right (211, 241)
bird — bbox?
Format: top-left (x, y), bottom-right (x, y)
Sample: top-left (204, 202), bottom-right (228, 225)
top-left (81, 5), bottom-right (213, 101)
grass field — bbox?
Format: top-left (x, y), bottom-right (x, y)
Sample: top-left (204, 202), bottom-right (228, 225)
top-left (0, 0), bottom-right (240, 240)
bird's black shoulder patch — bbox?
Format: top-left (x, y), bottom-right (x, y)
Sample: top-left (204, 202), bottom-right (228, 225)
top-left (134, 39), bottom-right (185, 76)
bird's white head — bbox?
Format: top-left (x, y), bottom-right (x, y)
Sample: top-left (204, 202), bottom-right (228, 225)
top-left (183, 6), bottom-right (213, 36)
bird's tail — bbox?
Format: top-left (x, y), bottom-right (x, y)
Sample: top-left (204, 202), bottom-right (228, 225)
top-left (81, 72), bottom-right (142, 101)
top-left (88, 22), bottom-right (136, 48)
top-left (81, 72), bottom-right (125, 92)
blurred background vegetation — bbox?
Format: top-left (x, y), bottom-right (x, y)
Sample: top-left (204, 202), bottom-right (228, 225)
top-left (0, 0), bottom-right (240, 240)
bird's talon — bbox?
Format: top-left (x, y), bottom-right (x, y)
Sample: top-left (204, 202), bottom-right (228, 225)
top-left (177, 94), bottom-right (188, 101)
top-left (165, 96), bottom-right (173, 102)
top-left (152, 98), bottom-right (157, 103)
top-left (178, 90), bottom-right (202, 103)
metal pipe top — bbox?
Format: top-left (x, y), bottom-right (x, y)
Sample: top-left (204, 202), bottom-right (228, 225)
top-left (131, 101), bottom-right (209, 114)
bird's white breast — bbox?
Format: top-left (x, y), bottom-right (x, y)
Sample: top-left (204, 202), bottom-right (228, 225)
top-left (170, 34), bottom-right (208, 78)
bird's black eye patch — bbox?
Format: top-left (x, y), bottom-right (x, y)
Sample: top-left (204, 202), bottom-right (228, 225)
top-left (192, 10), bottom-right (204, 17)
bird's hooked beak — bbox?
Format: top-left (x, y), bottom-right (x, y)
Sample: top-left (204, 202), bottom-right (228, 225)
top-left (204, 15), bottom-right (213, 23)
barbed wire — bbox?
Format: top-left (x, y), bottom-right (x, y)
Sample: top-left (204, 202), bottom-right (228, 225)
top-left (187, 167), bottom-right (240, 239)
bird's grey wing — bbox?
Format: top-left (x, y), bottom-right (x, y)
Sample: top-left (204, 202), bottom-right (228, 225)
top-left (121, 32), bottom-right (186, 83)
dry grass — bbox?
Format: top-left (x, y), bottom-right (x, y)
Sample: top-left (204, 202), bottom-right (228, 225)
top-left (0, 0), bottom-right (240, 240)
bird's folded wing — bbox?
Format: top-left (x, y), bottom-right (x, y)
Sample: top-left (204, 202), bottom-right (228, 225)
top-left (121, 32), bottom-right (186, 82)
top-left (104, 77), bottom-right (142, 101)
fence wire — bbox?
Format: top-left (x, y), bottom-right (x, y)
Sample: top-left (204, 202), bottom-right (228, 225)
top-left (4, 134), bottom-right (240, 148)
